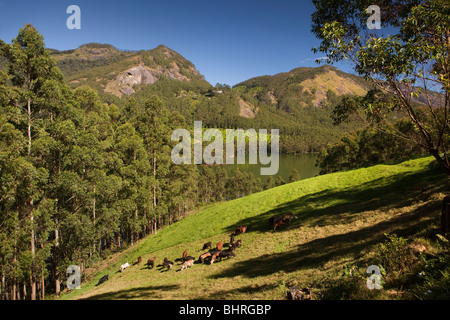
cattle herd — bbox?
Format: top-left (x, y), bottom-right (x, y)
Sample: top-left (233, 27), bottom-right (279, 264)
top-left (97, 213), bottom-right (297, 286)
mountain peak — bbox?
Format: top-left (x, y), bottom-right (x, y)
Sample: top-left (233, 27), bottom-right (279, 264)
top-left (78, 43), bottom-right (118, 50)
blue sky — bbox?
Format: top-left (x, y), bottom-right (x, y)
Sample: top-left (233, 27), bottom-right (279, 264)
top-left (0, 0), bottom-right (355, 86)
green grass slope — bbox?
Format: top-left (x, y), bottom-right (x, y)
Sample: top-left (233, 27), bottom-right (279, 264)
top-left (61, 156), bottom-right (449, 300)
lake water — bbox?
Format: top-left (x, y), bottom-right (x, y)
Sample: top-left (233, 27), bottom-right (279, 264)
top-left (222, 153), bottom-right (320, 183)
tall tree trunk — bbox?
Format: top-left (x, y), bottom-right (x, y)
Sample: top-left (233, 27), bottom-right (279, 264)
top-left (27, 98), bottom-right (36, 300)
top-left (153, 150), bottom-right (157, 209)
top-left (30, 209), bottom-right (36, 300)
top-left (92, 185), bottom-right (96, 253)
top-left (27, 99), bottom-right (32, 155)
top-left (1, 274), bottom-right (5, 300)
top-left (41, 272), bottom-right (44, 300)
top-left (11, 282), bottom-right (16, 301)
top-left (12, 234), bottom-right (17, 300)
top-left (134, 206), bottom-right (138, 243)
top-left (130, 230), bottom-right (134, 247)
top-left (23, 282), bottom-right (27, 300)
top-left (54, 217), bottom-right (60, 297)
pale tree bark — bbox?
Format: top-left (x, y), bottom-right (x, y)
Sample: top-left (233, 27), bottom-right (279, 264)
top-left (27, 98), bottom-right (36, 300)
top-left (55, 217), bottom-right (60, 297)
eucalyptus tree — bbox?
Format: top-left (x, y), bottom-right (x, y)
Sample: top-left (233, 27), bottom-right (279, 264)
top-left (0, 23), bottom-right (70, 299)
top-left (312, 0), bottom-right (450, 233)
top-left (312, 0), bottom-right (449, 173)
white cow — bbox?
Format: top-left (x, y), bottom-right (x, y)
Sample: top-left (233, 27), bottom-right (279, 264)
top-left (120, 262), bottom-right (130, 272)
top-left (180, 259), bottom-right (194, 271)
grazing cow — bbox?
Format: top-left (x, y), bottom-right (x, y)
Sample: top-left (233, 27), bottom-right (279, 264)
top-left (202, 242), bottom-right (212, 250)
top-left (146, 257), bottom-right (156, 269)
top-left (233, 225), bottom-right (247, 235)
top-left (182, 250), bottom-right (187, 259)
top-left (218, 250), bottom-right (235, 262)
top-left (269, 213), bottom-right (298, 231)
top-left (198, 252), bottom-right (211, 264)
top-left (182, 255), bottom-right (195, 262)
top-left (216, 241), bottom-right (223, 251)
top-left (163, 258), bottom-right (174, 271)
top-left (181, 258), bottom-right (194, 271)
top-left (120, 262), bottom-right (130, 272)
top-left (228, 234), bottom-right (235, 249)
top-left (96, 274), bottom-right (109, 286)
top-left (137, 256), bottom-right (142, 264)
top-left (229, 239), bottom-right (241, 251)
top-left (210, 251), bottom-right (221, 264)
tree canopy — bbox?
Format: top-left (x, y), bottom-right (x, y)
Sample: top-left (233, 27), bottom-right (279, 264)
top-left (312, 0), bottom-right (450, 174)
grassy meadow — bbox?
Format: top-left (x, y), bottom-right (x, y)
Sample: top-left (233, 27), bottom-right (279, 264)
top-left (61, 156), bottom-right (450, 300)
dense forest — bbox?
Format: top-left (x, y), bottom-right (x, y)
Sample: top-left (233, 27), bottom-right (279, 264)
top-left (316, 120), bottom-right (427, 174)
top-left (42, 42), bottom-right (375, 155)
top-left (0, 24), bottom-right (301, 300)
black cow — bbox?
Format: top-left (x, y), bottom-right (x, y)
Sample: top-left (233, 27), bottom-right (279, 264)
top-left (96, 274), bottom-right (109, 286)
top-left (202, 242), bottom-right (212, 250)
top-left (162, 257), bottom-right (174, 271)
top-left (218, 250), bottom-right (235, 262)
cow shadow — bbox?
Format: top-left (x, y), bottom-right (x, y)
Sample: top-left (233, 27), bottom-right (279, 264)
top-left (207, 283), bottom-right (279, 299)
top-left (83, 284), bottom-right (180, 300)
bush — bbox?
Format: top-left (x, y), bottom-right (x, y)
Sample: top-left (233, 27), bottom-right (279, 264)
top-left (374, 233), bottom-right (417, 277)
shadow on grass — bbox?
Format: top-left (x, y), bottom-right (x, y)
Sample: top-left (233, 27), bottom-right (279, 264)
top-left (210, 195), bottom-right (442, 280)
top-left (84, 284), bottom-right (180, 300)
top-left (226, 161), bottom-right (447, 235)
top-left (206, 283), bottom-right (279, 300)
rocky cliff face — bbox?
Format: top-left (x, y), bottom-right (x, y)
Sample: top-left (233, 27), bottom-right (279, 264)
top-left (105, 58), bottom-right (203, 97)
top-left (53, 43), bottom-right (209, 97)
top-left (105, 65), bottom-right (159, 96)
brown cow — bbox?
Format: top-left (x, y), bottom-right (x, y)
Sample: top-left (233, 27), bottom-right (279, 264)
top-left (269, 213), bottom-right (298, 230)
top-left (233, 225), bottom-right (247, 235)
top-left (146, 257), bottom-right (156, 269)
top-left (133, 256), bottom-right (142, 266)
top-left (210, 251), bottom-right (221, 264)
top-left (198, 252), bottom-right (211, 264)
top-left (183, 250), bottom-right (187, 259)
top-left (216, 241), bottom-right (223, 250)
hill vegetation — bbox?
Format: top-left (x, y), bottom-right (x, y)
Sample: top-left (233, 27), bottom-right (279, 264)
top-left (0, 25), bottom-right (302, 300)
top-left (61, 156), bottom-right (450, 300)
top-left (46, 44), bottom-right (379, 154)
top-left (2, 19), bottom-right (447, 301)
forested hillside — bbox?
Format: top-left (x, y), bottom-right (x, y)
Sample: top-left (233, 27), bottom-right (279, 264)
top-left (0, 24), bottom-right (287, 300)
top-left (45, 43), bottom-right (378, 154)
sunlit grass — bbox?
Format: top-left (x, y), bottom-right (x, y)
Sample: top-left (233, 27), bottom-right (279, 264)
top-left (61, 156), bottom-right (449, 300)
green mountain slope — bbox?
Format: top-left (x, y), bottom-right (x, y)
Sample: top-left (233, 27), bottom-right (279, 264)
top-left (52, 43), bottom-right (209, 98)
top-left (61, 156), bottom-right (448, 300)
top-left (47, 44), bottom-right (374, 153)
top-left (234, 65), bottom-right (371, 109)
